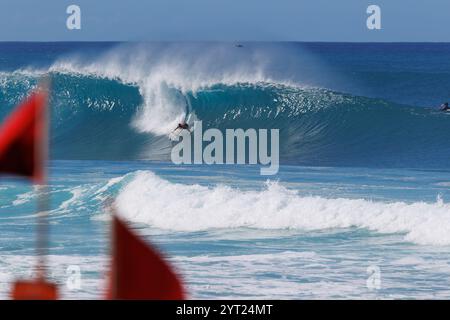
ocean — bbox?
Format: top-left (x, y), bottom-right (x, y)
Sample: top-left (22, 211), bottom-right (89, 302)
top-left (1, 42), bottom-right (450, 299)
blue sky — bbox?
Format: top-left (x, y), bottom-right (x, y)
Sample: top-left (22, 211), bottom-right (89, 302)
top-left (0, 0), bottom-right (449, 42)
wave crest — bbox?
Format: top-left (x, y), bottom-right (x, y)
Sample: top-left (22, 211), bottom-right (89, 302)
top-left (115, 171), bottom-right (450, 246)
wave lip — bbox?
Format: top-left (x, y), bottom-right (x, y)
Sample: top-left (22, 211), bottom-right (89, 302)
top-left (114, 171), bottom-right (450, 246)
top-left (46, 43), bottom-right (282, 136)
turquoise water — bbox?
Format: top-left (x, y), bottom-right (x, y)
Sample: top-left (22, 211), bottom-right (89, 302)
top-left (1, 42), bottom-right (450, 299)
top-left (2, 161), bottom-right (450, 299)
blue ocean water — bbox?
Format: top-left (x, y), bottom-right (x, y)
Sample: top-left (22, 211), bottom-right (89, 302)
top-left (1, 42), bottom-right (450, 299)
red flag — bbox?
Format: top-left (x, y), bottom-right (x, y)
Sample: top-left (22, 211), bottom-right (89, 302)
top-left (0, 88), bottom-right (47, 183)
top-left (2, 84), bottom-right (56, 300)
top-left (107, 215), bottom-right (186, 300)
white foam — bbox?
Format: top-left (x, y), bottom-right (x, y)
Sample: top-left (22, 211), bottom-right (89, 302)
top-left (59, 186), bottom-right (86, 212)
top-left (115, 171), bottom-right (450, 246)
top-left (0, 254), bottom-right (107, 300)
top-left (93, 176), bottom-right (125, 200)
top-left (12, 191), bottom-right (35, 206)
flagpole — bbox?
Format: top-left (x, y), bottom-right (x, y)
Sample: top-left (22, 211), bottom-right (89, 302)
top-left (3, 77), bottom-right (58, 299)
top-left (35, 77), bottom-right (50, 280)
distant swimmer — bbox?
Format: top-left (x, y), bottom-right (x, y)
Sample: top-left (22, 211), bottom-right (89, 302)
top-left (441, 102), bottom-right (450, 111)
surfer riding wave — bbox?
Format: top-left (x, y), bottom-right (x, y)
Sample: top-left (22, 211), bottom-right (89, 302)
top-left (169, 96), bottom-right (196, 141)
top-left (174, 121), bottom-right (190, 132)
top-left (172, 96), bottom-right (193, 133)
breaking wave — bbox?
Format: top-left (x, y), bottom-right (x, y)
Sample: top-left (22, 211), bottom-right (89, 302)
top-left (114, 171), bottom-right (450, 246)
top-left (0, 43), bottom-right (449, 167)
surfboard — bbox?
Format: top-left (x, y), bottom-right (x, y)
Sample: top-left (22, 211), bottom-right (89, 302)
top-left (169, 128), bottom-right (185, 141)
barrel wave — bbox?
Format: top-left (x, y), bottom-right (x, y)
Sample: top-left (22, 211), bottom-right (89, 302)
top-left (1, 69), bottom-right (450, 168)
top-left (1, 41), bottom-right (450, 168)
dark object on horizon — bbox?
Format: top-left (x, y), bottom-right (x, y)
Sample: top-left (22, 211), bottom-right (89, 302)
top-left (235, 44), bottom-right (244, 48)
top-left (441, 102), bottom-right (449, 111)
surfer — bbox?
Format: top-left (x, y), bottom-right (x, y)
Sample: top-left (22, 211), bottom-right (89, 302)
top-left (174, 120), bottom-right (190, 132)
top-left (172, 97), bottom-right (193, 132)
top-left (440, 102), bottom-right (449, 111)
top-left (170, 97), bottom-right (196, 136)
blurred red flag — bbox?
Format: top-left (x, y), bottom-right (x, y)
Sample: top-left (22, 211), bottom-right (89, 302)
top-left (0, 89), bottom-right (47, 183)
top-left (2, 85), bottom-right (56, 300)
top-left (107, 215), bottom-right (186, 300)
